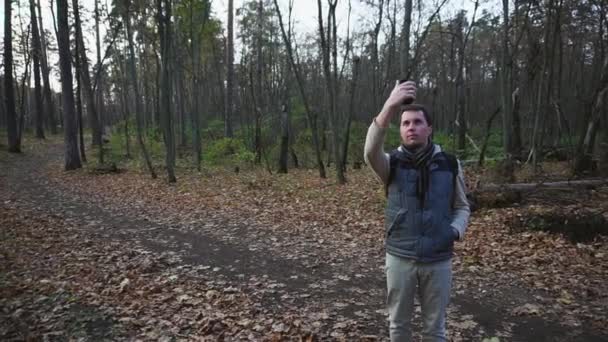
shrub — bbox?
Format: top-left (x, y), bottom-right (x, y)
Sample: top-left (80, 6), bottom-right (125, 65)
top-left (204, 137), bottom-right (253, 166)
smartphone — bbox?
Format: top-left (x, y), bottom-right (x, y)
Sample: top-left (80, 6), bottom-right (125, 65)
top-left (398, 79), bottom-right (414, 105)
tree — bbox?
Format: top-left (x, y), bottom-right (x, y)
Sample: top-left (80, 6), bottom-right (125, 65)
top-left (36, 0), bottom-right (58, 134)
top-left (574, 55), bottom-right (608, 174)
top-left (317, 0), bottom-right (345, 183)
top-left (4, 0), bottom-right (20, 153)
top-left (278, 104), bottom-right (289, 173)
top-left (454, 3), bottom-right (479, 152)
top-left (29, 0), bottom-right (45, 139)
top-left (56, 0), bottom-right (82, 170)
top-left (158, 0), bottom-right (177, 182)
top-left (73, 20), bottom-right (87, 162)
top-left (177, 0), bottom-right (211, 171)
top-left (254, 0), bottom-right (264, 164)
top-left (225, 0), bottom-right (235, 138)
top-left (273, 0), bottom-right (326, 178)
top-left (94, 0), bottom-right (105, 139)
top-left (500, 0), bottom-right (513, 159)
top-left (399, 0), bottom-right (413, 77)
top-left (123, 0), bottom-right (157, 179)
top-left (72, 0), bottom-right (104, 165)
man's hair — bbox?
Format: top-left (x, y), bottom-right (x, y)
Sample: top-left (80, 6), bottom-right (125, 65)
top-left (402, 104), bottom-right (432, 126)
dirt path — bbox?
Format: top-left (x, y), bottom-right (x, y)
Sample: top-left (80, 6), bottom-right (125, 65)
top-left (1, 142), bottom-right (606, 341)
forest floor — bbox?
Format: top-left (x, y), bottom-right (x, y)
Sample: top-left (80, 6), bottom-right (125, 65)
top-left (1, 137), bottom-right (608, 341)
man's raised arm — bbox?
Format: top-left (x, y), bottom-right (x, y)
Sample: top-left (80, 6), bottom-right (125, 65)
top-left (363, 81), bottom-right (417, 184)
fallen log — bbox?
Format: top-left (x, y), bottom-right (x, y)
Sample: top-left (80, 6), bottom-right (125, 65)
top-left (476, 179), bottom-right (607, 192)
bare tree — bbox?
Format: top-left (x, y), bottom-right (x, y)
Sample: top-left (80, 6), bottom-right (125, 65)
top-left (278, 104), bottom-right (289, 173)
top-left (56, 0), bottom-right (82, 170)
top-left (318, 0), bottom-right (345, 183)
top-left (72, 0), bottom-right (103, 165)
top-left (73, 22), bottom-right (87, 162)
top-left (29, 0), bottom-right (45, 139)
top-left (574, 55), bottom-right (608, 174)
top-left (253, 0), bottom-right (264, 164)
top-left (273, 0), bottom-right (326, 178)
top-left (94, 0), bottom-right (105, 138)
top-left (225, 0), bottom-right (235, 138)
top-left (4, 0), bottom-right (20, 153)
top-left (455, 2), bottom-right (479, 151)
top-left (158, 0), bottom-right (177, 182)
top-left (36, 0), bottom-right (58, 134)
top-left (399, 0), bottom-right (413, 76)
top-left (124, 0), bottom-right (157, 179)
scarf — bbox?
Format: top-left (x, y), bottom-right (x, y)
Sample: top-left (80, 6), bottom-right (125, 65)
top-left (400, 140), bottom-right (435, 207)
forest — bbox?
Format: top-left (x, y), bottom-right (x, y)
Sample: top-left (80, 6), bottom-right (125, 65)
top-left (1, 0), bottom-right (608, 340)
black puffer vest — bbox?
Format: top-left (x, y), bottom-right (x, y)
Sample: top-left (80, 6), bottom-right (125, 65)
top-left (385, 148), bottom-right (458, 262)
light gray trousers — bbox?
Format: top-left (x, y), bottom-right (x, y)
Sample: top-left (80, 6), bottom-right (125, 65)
top-left (385, 253), bottom-right (452, 342)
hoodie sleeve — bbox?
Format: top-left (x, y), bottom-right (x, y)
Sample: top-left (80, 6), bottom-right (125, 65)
top-left (363, 119), bottom-right (391, 185)
top-left (450, 159), bottom-right (471, 240)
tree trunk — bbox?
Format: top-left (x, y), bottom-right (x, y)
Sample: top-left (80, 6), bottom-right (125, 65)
top-left (189, 0), bottom-right (208, 171)
top-left (383, 0), bottom-right (397, 98)
top-left (340, 56), bottom-right (361, 170)
top-left (455, 17), bottom-right (466, 151)
top-left (529, 0), bottom-right (554, 168)
top-left (224, 0), bottom-right (235, 138)
top-left (94, 0), bottom-right (105, 140)
top-left (478, 107), bottom-right (501, 167)
top-left (119, 56), bottom-right (131, 159)
top-left (254, 0), bottom-right (264, 164)
top-left (574, 55), bottom-right (608, 174)
top-left (17, 24), bottom-right (31, 143)
top-left (176, 67), bottom-right (186, 149)
top-left (4, 0), bottom-right (20, 153)
top-left (371, 0), bottom-right (384, 112)
top-left (36, 0), bottom-right (58, 134)
top-left (278, 104), bottom-right (289, 173)
top-left (72, 0), bottom-right (103, 166)
top-left (318, 0), bottom-right (345, 184)
top-left (273, 0), bottom-right (326, 178)
top-left (158, 0), bottom-right (176, 182)
top-left (399, 0), bottom-right (413, 76)
top-left (29, 0), bottom-right (45, 139)
top-left (455, 1), bottom-right (478, 152)
top-left (56, 0), bottom-right (82, 170)
top-left (125, 0), bottom-right (157, 179)
top-left (74, 30), bottom-right (87, 162)
top-left (501, 0), bottom-right (513, 159)
top-left (478, 179), bottom-right (608, 192)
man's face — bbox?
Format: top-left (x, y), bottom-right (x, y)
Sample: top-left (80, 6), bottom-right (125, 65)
top-left (400, 110), bottom-right (432, 149)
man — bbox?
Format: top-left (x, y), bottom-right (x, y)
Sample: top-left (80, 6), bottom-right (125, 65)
top-left (364, 81), bottom-right (470, 341)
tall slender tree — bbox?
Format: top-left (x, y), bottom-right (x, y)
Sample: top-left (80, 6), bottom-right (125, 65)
top-left (56, 0), bottom-right (82, 169)
top-left (72, 0), bottom-right (103, 166)
top-left (158, 0), bottom-right (177, 182)
top-left (273, 0), bottom-right (326, 178)
top-left (36, 0), bottom-right (58, 134)
top-left (29, 0), bottom-right (45, 139)
top-left (4, 0), bottom-right (20, 152)
top-left (94, 0), bottom-right (105, 138)
top-left (73, 18), bottom-right (87, 162)
top-left (318, 0), bottom-right (345, 183)
top-left (124, 0), bottom-right (157, 179)
top-left (399, 0), bottom-right (413, 76)
top-left (253, 0), bottom-right (264, 164)
top-left (225, 0), bottom-right (235, 138)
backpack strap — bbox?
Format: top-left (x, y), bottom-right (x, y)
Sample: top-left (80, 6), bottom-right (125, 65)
top-left (385, 149), bottom-right (402, 197)
top-left (436, 152), bottom-right (459, 207)
top-left (440, 152), bottom-right (459, 181)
